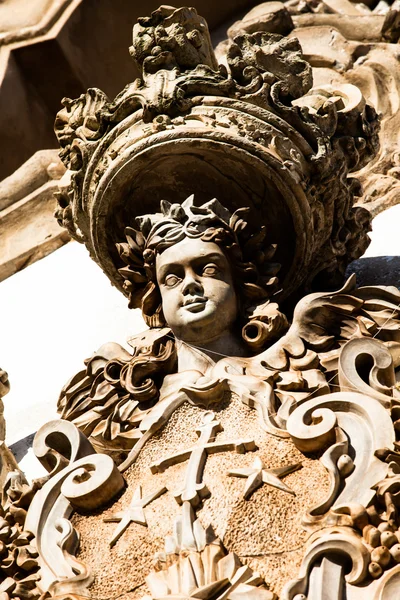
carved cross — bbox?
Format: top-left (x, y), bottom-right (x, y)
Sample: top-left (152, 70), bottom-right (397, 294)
top-left (150, 411), bottom-right (257, 508)
top-left (104, 485), bottom-right (166, 547)
top-left (228, 456), bottom-right (302, 499)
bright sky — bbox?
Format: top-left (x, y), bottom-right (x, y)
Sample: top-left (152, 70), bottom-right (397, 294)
top-left (1, 241), bottom-right (145, 445)
top-left (363, 204), bottom-right (400, 258)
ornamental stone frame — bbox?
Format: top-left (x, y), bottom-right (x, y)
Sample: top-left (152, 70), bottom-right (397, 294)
top-left (4, 4), bottom-right (400, 600)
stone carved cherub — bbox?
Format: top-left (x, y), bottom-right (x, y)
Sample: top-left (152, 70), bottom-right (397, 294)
top-left (58, 195), bottom-right (288, 460)
top-left (54, 192), bottom-right (400, 599)
top-left (58, 194), bottom-right (400, 469)
top-left (120, 194), bottom-right (285, 362)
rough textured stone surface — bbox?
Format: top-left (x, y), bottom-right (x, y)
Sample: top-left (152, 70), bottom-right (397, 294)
top-left (74, 395), bottom-right (329, 598)
top-left (4, 4), bottom-right (400, 600)
top-left (225, 0), bottom-right (400, 216)
top-left (43, 189), bottom-right (400, 600)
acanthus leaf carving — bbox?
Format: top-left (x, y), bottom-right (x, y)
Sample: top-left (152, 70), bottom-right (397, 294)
top-left (54, 2), bottom-right (378, 298)
top-left (145, 501), bottom-right (278, 600)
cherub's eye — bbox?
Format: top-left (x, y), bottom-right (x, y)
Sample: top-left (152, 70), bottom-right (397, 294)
top-left (164, 274), bottom-right (181, 287)
top-left (202, 264), bottom-right (218, 276)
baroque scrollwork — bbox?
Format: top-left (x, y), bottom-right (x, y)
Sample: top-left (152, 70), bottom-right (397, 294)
top-left (226, 0), bottom-right (400, 216)
top-left (13, 2), bottom-right (400, 600)
top-left (56, 199), bottom-right (400, 461)
top-left (17, 420), bottom-right (125, 598)
top-left (52, 195), bottom-right (400, 598)
top-left (53, 3), bottom-right (379, 299)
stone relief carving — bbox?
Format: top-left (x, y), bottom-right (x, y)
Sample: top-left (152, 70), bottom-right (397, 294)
top-left (53, 3), bottom-right (378, 297)
top-left (144, 502), bottom-right (277, 600)
top-left (0, 371), bottom-right (20, 490)
top-left (5, 3), bottom-right (400, 600)
top-left (222, 0), bottom-right (400, 217)
top-left (0, 370), bottom-right (10, 442)
top-left (0, 470), bottom-right (41, 600)
top-left (0, 370), bottom-right (40, 599)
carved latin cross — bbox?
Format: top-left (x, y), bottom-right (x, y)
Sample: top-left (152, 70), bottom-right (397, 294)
top-left (150, 411), bottom-right (257, 507)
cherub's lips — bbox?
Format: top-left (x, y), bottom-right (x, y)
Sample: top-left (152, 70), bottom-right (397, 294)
top-left (183, 297), bottom-right (207, 313)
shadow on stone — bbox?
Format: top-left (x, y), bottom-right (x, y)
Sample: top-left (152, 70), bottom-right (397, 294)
top-left (10, 432), bottom-right (35, 463)
top-left (346, 256), bottom-right (400, 288)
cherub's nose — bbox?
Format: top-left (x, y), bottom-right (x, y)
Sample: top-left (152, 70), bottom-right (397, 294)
top-left (182, 273), bottom-right (203, 295)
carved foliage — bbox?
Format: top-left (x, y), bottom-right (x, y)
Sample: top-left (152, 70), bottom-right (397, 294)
top-left (57, 331), bottom-right (176, 460)
top-left (275, 282), bottom-right (400, 596)
top-left (16, 274), bottom-right (400, 599)
top-left (54, 88), bottom-right (109, 240)
top-left (53, 6), bottom-right (379, 296)
top-left (130, 5), bottom-right (218, 73)
top-left (145, 502), bottom-right (277, 600)
top-left (226, 32), bottom-right (312, 100)
top-left (116, 196), bottom-right (280, 324)
top-left (0, 472), bottom-right (41, 600)
top-left (45, 5), bottom-right (400, 598)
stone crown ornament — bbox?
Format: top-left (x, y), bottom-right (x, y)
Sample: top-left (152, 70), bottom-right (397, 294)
top-left (54, 4), bottom-right (379, 303)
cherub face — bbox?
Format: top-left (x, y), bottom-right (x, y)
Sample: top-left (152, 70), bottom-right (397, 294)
top-left (156, 238), bottom-right (238, 345)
